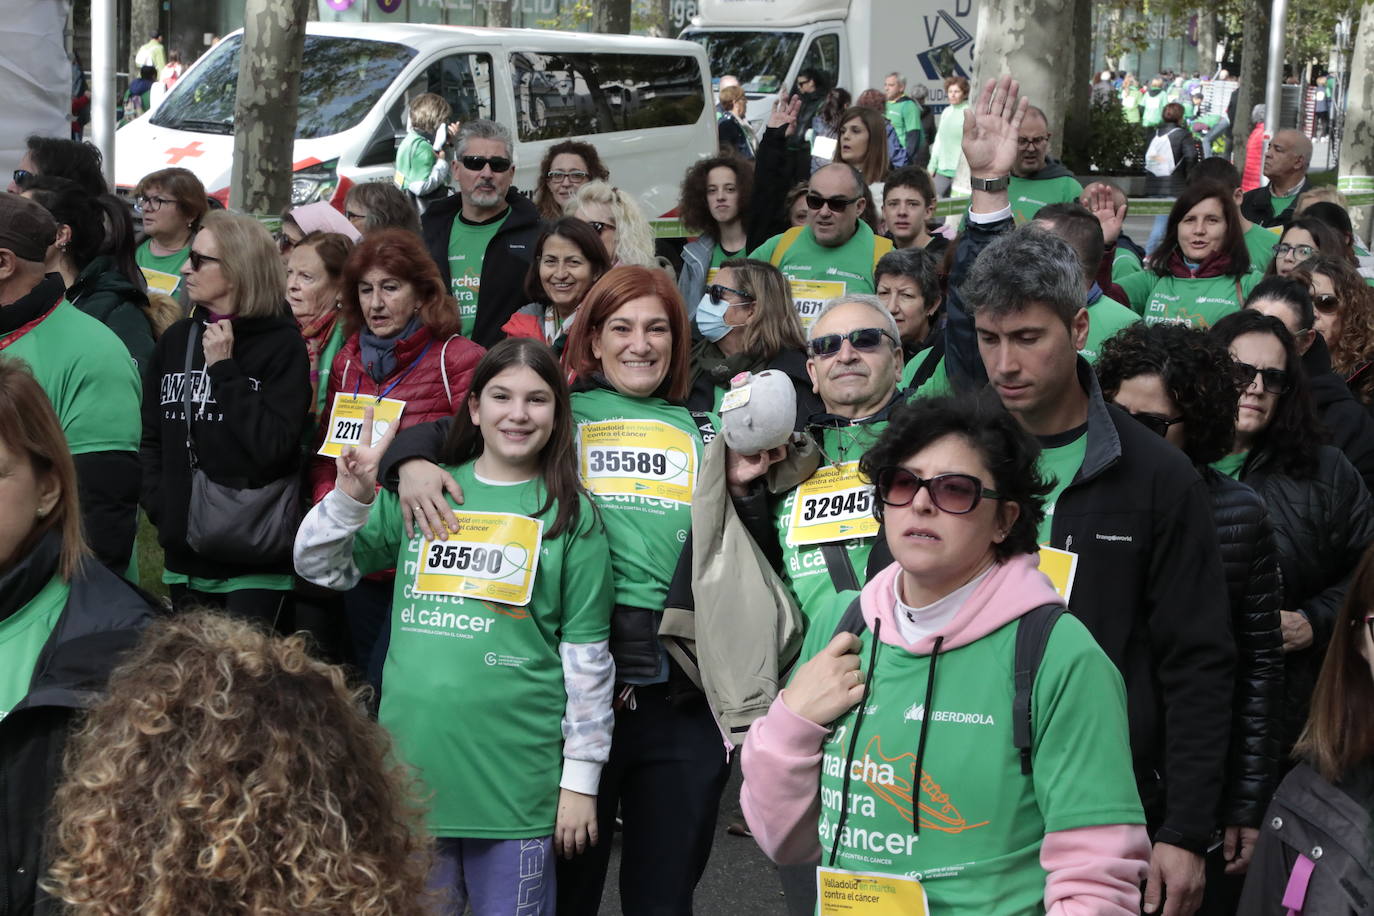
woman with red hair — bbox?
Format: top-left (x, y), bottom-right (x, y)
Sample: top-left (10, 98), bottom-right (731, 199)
top-left (310, 228), bottom-right (484, 680)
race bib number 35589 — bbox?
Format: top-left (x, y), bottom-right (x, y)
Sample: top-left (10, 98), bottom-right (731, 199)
top-left (578, 420), bottom-right (696, 505)
top-left (414, 512), bottom-right (544, 606)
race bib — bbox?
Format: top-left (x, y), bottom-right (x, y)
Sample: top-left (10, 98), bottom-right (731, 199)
top-left (790, 278), bottom-right (847, 331)
top-left (414, 512), bottom-right (544, 607)
top-left (318, 395), bottom-right (406, 458)
top-left (140, 266), bottom-right (181, 295)
top-left (1037, 545), bottom-right (1079, 602)
top-left (817, 867), bottom-right (929, 915)
top-left (788, 461), bottom-right (879, 546)
top-left (578, 419), bottom-right (696, 505)
top-left (705, 267), bottom-right (720, 286)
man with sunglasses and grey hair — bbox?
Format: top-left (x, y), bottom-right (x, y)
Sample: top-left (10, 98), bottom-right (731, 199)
top-left (421, 119), bottom-right (541, 348)
top-left (751, 163), bottom-right (894, 335)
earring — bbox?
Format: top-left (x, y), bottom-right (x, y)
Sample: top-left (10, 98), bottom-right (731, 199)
top-left (36, 507), bottom-right (48, 519)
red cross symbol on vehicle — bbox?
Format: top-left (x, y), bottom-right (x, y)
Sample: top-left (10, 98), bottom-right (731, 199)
top-left (165, 141), bottom-right (205, 165)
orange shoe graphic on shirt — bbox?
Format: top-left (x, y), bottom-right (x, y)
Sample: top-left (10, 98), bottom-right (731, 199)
top-left (861, 734), bottom-right (990, 834)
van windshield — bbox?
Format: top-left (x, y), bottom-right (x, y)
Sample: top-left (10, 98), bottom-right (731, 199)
top-left (679, 30), bottom-right (802, 96)
top-left (151, 35), bottom-right (416, 139)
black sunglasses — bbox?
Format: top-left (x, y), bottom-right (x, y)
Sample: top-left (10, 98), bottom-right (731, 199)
top-left (1116, 406), bottom-right (1186, 438)
top-left (275, 233), bottom-right (297, 253)
top-left (587, 219), bottom-right (617, 234)
top-left (875, 467), bottom-right (1003, 515)
top-left (460, 155), bottom-right (513, 173)
top-left (11, 168), bottom-right (33, 188)
top-left (187, 250), bottom-right (223, 271)
top-left (1233, 360), bottom-right (1290, 395)
top-left (1312, 293), bottom-right (1339, 315)
top-left (805, 192), bottom-right (861, 212)
top-left (706, 283), bottom-right (755, 306)
top-left (809, 327), bottom-right (897, 358)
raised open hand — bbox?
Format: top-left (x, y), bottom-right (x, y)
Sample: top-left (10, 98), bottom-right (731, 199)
top-left (768, 93), bottom-right (803, 136)
top-left (962, 75), bottom-right (1028, 177)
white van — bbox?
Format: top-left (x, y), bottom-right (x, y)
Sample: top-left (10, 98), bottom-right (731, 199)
top-left (113, 23), bottom-right (716, 219)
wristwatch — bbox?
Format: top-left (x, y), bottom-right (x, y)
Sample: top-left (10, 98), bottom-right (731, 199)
top-left (969, 175), bottom-right (1010, 192)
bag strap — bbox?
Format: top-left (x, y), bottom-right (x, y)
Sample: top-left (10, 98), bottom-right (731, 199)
top-left (769, 226), bottom-right (805, 267)
top-left (830, 594), bottom-right (867, 638)
top-left (820, 543), bottom-right (861, 593)
top-left (1012, 602), bottom-right (1066, 775)
top-left (182, 323), bottom-right (200, 467)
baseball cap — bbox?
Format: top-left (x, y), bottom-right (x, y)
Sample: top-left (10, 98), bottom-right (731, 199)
top-left (0, 192), bottom-right (58, 262)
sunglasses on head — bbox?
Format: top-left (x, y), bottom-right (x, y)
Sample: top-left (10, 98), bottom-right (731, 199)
top-left (805, 192), bottom-right (861, 212)
top-left (187, 250), bottom-right (222, 271)
top-left (1234, 360), bottom-right (1290, 394)
top-left (1312, 293), bottom-right (1339, 315)
top-left (460, 155), bottom-right (512, 173)
top-left (11, 169), bottom-right (32, 189)
top-left (587, 219), bottom-right (616, 234)
top-left (875, 467), bottom-right (1003, 515)
top-left (1115, 405), bottom-right (1186, 438)
top-left (808, 327), bottom-right (897, 358)
top-left (705, 283), bottom-right (754, 306)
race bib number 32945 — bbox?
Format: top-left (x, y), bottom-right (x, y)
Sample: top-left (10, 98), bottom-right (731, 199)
top-left (788, 460), bottom-right (879, 546)
top-left (414, 512), bottom-right (544, 607)
top-left (578, 419), bottom-right (696, 505)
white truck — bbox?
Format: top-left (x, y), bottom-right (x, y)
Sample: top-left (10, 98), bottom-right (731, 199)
top-left (679, 0), bottom-right (978, 135)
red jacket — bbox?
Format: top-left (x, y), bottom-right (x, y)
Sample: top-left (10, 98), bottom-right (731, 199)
top-left (1242, 123), bottom-right (1265, 192)
top-left (310, 325), bottom-right (484, 502)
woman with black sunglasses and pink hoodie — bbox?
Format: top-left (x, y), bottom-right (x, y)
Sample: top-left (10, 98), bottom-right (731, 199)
top-left (740, 394), bottom-right (1150, 915)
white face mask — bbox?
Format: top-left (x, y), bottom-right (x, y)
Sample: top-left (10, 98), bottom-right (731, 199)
top-left (695, 292), bottom-right (735, 343)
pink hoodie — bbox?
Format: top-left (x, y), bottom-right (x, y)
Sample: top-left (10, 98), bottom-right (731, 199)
top-left (740, 554), bottom-right (1150, 915)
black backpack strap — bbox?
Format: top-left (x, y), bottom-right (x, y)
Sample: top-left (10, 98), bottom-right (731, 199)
top-left (1012, 603), bottom-right (1066, 775)
top-left (820, 543), bottom-right (861, 592)
top-left (830, 594), bottom-right (867, 639)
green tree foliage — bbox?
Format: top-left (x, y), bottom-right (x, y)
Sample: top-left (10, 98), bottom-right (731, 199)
top-left (1062, 93), bottom-right (1145, 173)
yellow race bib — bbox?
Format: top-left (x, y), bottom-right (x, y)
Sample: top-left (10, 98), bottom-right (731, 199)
top-left (140, 266), bottom-right (181, 295)
top-left (788, 461), bottom-right (879, 546)
top-left (789, 278), bottom-right (847, 331)
top-left (414, 512), bottom-right (543, 607)
top-left (317, 394), bottom-right (407, 458)
top-left (817, 867), bottom-right (929, 915)
top-left (1036, 545), bottom-right (1079, 602)
top-left (578, 419), bottom-right (696, 505)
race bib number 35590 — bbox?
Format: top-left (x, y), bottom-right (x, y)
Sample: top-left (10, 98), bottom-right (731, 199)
top-left (578, 420), bottom-right (696, 505)
top-left (414, 512), bottom-right (543, 607)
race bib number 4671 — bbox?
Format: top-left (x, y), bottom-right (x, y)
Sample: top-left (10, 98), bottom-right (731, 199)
top-left (789, 278), bottom-right (847, 331)
top-left (414, 512), bottom-right (544, 607)
top-left (578, 419), bottom-right (696, 505)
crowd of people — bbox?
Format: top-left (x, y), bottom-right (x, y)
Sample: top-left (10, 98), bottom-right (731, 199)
top-left (2, 66), bottom-right (1373, 916)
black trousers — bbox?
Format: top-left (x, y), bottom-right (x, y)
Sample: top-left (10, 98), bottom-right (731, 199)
top-left (169, 584), bottom-right (289, 630)
top-left (556, 683), bottom-right (730, 916)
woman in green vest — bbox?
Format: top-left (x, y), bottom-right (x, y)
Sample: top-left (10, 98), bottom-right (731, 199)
top-left (133, 166), bottom-right (207, 297)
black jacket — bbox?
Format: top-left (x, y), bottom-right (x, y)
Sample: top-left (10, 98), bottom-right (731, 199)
top-left (0, 538), bottom-right (157, 915)
top-left (1240, 443), bottom-right (1374, 753)
top-left (1302, 335), bottom-right (1374, 495)
top-left (139, 311), bottom-right (310, 579)
top-left (421, 187), bottom-right (541, 348)
top-left (1240, 176), bottom-right (1312, 229)
top-left (65, 256), bottom-right (155, 374)
top-left (746, 125), bottom-right (810, 252)
top-left (1143, 125), bottom-right (1201, 198)
top-left (686, 342), bottom-right (822, 431)
top-left (1204, 469), bottom-right (1284, 828)
top-left (1237, 762), bottom-right (1374, 914)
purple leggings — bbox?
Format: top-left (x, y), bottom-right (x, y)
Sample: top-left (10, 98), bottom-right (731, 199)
top-left (427, 836), bottom-right (555, 916)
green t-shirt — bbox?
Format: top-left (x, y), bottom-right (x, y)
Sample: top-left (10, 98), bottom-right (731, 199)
top-left (1035, 428), bottom-right (1088, 543)
top-left (775, 421), bottom-right (887, 618)
top-left (394, 130), bottom-right (437, 189)
top-left (351, 461), bottom-right (614, 838)
top-left (135, 238), bottom-right (190, 296)
top-left (447, 210), bottom-right (510, 335)
top-left (1211, 451), bottom-right (1248, 480)
top-left (161, 571), bottom-right (293, 593)
top-left (1007, 175), bottom-right (1085, 224)
top-left (1080, 296), bottom-right (1141, 364)
top-left (1141, 91), bottom-right (1167, 127)
top-left (1245, 224), bottom-right (1282, 273)
top-left (0, 575), bottom-right (67, 719)
top-left (929, 102), bottom-right (969, 176)
top-left (801, 592), bottom-right (1143, 914)
top-left (901, 348), bottom-right (947, 395)
top-left (4, 301), bottom-right (141, 455)
top-left (751, 223), bottom-right (885, 332)
top-left (1270, 188), bottom-right (1300, 218)
top-left (572, 387), bottom-right (708, 611)
top-left (1110, 246), bottom-right (1144, 283)
top-left (1117, 269), bottom-right (1261, 329)
top-left (884, 97), bottom-right (923, 151)
top-left (1120, 88), bottom-right (1143, 124)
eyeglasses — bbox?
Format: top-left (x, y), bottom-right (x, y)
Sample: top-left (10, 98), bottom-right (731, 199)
top-left (11, 169), bottom-right (33, 188)
top-left (187, 250), bottom-right (222, 271)
top-left (136, 194), bottom-right (176, 212)
top-left (1116, 406), bottom-right (1186, 438)
top-left (547, 169), bottom-right (590, 183)
top-left (706, 283), bottom-right (755, 306)
top-left (1273, 242), bottom-right (1316, 260)
top-left (344, 209), bottom-right (367, 223)
top-left (808, 327), bottom-right (898, 358)
top-left (1312, 293), bottom-right (1340, 314)
top-left (875, 467), bottom-right (1003, 515)
top-left (1017, 135), bottom-right (1051, 148)
top-left (1234, 360), bottom-right (1291, 394)
top-left (1359, 614), bottom-right (1374, 643)
top-left (587, 219), bottom-right (616, 234)
top-left (805, 192), bottom-right (861, 212)
top-left (275, 233), bottom-right (297, 254)
top-left (460, 155), bottom-right (512, 173)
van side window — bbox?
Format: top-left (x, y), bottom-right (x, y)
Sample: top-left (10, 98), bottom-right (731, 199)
top-left (428, 52), bottom-right (494, 122)
top-left (510, 51), bottom-right (706, 141)
top-left (799, 34), bottom-right (840, 94)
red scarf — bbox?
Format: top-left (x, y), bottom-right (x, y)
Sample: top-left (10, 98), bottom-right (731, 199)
top-left (1164, 248), bottom-right (1236, 279)
top-left (298, 309), bottom-right (340, 406)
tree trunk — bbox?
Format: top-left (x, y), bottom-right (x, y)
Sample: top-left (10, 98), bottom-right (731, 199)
top-left (1338, 1), bottom-right (1374, 241)
top-left (230, 0), bottom-right (311, 216)
top-left (1231, 0), bottom-right (1270, 177)
top-left (1197, 9), bottom-right (1217, 78)
top-left (1063, 0), bottom-right (1094, 162)
top-left (642, 0), bottom-right (674, 37)
top-left (594, 0), bottom-right (632, 34)
top-left (485, 0), bottom-right (512, 27)
top-left (972, 0), bottom-right (1078, 162)
top-left (128, 0), bottom-right (159, 74)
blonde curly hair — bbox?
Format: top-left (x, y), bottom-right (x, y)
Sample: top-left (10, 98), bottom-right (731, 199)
top-left (43, 612), bottom-right (432, 915)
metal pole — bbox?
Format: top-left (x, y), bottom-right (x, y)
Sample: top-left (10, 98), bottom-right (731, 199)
top-left (1260, 0), bottom-right (1289, 178)
top-left (90, 0), bottom-right (116, 188)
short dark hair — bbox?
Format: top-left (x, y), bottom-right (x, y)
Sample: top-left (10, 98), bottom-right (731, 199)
top-left (24, 135), bottom-right (107, 197)
top-left (1154, 180), bottom-right (1250, 277)
top-left (1300, 201), bottom-right (1357, 264)
top-left (883, 166), bottom-right (936, 207)
top-left (1162, 102), bottom-right (1185, 124)
top-left (1267, 217), bottom-right (1345, 276)
top-left (961, 225), bottom-right (1084, 328)
top-left (859, 393), bottom-right (1049, 562)
top-left (523, 217), bottom-right (612, 307)
top-left (1034, 202), bottom-right (1104, 284)
top-left (1189, 157), bottom-right (1242, 191)
top-left (677, 155), bottom-right (754, 236)
top-left (1209, 309), bottom-right (1322, 477)
top-left (875, 247), bottom-right (941, 305)
top-left (345, 182), bottom-right (422, 236)
top-left (1095, 322), bottom-right (1240, 466)
top-left (1247, 275), bottom-right (1315, 332)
